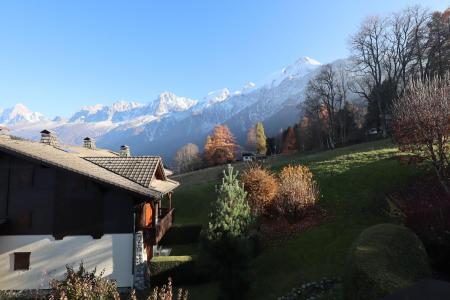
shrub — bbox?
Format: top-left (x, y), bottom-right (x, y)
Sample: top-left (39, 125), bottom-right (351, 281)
top-left (276, 165), bottom-right (319, 221)
top-left (392, 75), bottom-right (450, 194)
top-left (149, 256), bottom-right (199, 286)
top-left (344, 224), bottom-right (431, 300)
top-left (241, 165), bottom-right (278, 217)
top-left (48, 262), bottom-right (120, 300)
top-left (148, 278), bottom-right (188, 300)
top-left (390, 177), bottom-right (450, 275)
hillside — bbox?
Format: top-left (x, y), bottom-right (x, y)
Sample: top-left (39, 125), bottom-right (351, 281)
top-left (169, 140), bottom-right (424, 299)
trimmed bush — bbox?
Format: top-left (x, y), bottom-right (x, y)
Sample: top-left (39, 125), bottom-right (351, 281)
top-left (241, 165), bottom-right (278, 217)
top-left (149, 256), bottom-right (199, 286)
top-left (344, 223), bottom-right (431, 300)
top-left (159, 224), bottom-right (202, 245)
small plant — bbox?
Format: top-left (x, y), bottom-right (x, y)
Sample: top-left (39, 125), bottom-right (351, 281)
top-left (276, 165), bottom-right (319, 222)
top-left (48, 262), bottom-right (120, 300)
top-left (148, 278), bottom-right (188, 300)
top-left (241, 164), bottom-right (278, 217)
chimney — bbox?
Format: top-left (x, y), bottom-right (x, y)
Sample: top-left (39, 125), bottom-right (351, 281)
top-left (120, 145), bottom-right (131, 157)
top-left (0, 126), bottom-right (10, 135)
top-left (83, 137), bottom-right (96, 149)
top-left (40, 129), bottom-right (59, 147)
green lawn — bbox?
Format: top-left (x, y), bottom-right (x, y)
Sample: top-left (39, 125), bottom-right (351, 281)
top-left (171, 140), bottom-right (423, 299)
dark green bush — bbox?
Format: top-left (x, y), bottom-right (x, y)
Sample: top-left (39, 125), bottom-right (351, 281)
top-left (159, 224), bottom-right (202, 245)
top-left (344, 223), bottom-right (431, 300)
top-left (149, 256), bottom-right (201, 286)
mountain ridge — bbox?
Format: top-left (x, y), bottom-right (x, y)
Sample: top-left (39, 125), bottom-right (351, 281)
top-left (1, 56), bottom-right (326, 163)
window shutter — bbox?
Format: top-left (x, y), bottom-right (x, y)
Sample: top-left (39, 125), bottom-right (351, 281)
top-left (144, 203), bottom-right (152, 227)
top-left (14, 252), bottom-right (30, 271)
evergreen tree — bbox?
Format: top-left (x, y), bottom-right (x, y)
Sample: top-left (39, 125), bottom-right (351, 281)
top-left (255, 122), bottom-right (267, 155)
top-left (206, 165), bottom-right (252, 240)
top-left (201, 165), bottom-right (254, 299)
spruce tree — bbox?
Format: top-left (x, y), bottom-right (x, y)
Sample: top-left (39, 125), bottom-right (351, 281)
top-left (206, 164), bottom-right (252, 241)
top-left (255, 122), bottom-right (267, 155)
top-left (201, 165), bottom-right (254, 299)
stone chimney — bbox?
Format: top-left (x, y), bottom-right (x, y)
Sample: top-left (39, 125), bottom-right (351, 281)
top-left (40, 129), bottom-right (59, 147)
top-left (83, 137), bottom-right (96, 149)
top-left (120, 145), bottom-right (131, 157)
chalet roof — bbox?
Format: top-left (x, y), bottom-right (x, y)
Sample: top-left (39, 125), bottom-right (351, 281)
top-left (83, 156), bottom-right (163, 188)
top-left (0, 135), bottom-right (178, 198)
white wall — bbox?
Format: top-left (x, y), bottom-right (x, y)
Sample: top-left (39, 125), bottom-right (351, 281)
top-left (0, 234), bottom-right (134, 290)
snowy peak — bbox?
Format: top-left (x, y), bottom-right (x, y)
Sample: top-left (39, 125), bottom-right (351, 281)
top-left (234, 82), bottom-right (256, 95)
top-left (261, 56), bottom-right (321, 88)
top-left (112, 101), bottom-right (142, 112)
top-left (0, 103), bottom-right (45, 125)
top-left (153, 92), bottom-right (198, 115)
top-left (204, 88), bottom-right (231, 104)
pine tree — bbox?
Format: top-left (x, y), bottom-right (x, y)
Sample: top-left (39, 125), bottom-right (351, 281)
top-left (206, 165), bottom-right (252, 240)
top-left (201, 165), bottom-right (253, 299)
top-left (255, 122), bottom-right (267, 155)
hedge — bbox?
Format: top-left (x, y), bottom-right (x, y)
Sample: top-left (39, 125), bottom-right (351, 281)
top-left (344, 223), bottom-right (431, 300)
top-left (159, 224), bottom-right (202, 245)
top-left (149, 255), bottom-right (202, 286)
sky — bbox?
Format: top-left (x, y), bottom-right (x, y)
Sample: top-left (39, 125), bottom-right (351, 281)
top-left (0, 0), bottom-right (447, 118)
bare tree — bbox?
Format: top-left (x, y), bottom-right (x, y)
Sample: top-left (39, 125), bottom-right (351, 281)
top-left (174, 143), bottom-right (202, 173)
top-left (305, 64), bottom-right (343, 149)
top-left (392, 74), bottom-right (450, 194)
top-left (350, 15), bottom-right (388, 136)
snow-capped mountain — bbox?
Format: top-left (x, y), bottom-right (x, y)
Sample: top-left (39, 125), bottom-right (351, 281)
top-left (1, 56), bottom-right (326, 163)
top-left (0, 104), bottom-right (46, 126)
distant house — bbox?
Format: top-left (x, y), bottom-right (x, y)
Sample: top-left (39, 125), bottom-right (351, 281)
top-left (242, 152), bottom-right (266, 162)
top-left (0, 130), bottom-right (178, 290)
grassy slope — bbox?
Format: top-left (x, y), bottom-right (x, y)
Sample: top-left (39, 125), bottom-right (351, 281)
top-left (171, 140), bottom-right (422, 299)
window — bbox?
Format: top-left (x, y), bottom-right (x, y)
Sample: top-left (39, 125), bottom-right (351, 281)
top-left (14, 252), bottom-right (30, 271)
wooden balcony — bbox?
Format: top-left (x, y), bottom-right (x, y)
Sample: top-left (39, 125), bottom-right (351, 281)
top-left (144, 208), bottom-right (173, 245)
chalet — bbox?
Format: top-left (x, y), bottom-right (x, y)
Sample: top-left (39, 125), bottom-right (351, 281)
top-left (0, 130), bottom-right (178, 290)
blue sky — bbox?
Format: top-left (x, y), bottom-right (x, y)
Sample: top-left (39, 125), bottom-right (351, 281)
top-left (0, 0), bottom-right (447, 117)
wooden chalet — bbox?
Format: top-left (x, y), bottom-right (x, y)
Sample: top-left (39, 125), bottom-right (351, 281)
top-left (0, 130), bottom-right (178, 290)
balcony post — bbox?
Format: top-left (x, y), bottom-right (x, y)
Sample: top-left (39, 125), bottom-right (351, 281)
top-left (168, 192), bottom-right (172, 210)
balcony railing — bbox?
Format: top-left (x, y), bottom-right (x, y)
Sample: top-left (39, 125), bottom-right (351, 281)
top-left (144, 208), bottom-right (173, 245)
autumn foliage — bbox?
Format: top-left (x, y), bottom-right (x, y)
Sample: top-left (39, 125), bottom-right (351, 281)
top-left (204, 125), bottom-right (237, 166)
top-left (276, 165), bottom-right (319, 222)
top-left (241, 165), bottom-right (278, 216)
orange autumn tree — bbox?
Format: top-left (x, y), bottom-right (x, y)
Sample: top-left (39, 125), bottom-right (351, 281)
top-left (204, 125), bottom-right (238, 165)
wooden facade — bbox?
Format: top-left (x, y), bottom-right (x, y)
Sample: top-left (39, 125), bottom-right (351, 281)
top-left (0, 152), bottom-right (138, 238)
top-left (0, 134), bottom-right (178, 289)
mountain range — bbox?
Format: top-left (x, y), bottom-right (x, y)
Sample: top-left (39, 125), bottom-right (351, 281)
top-left (0, 56), bottom-right (324, 164)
